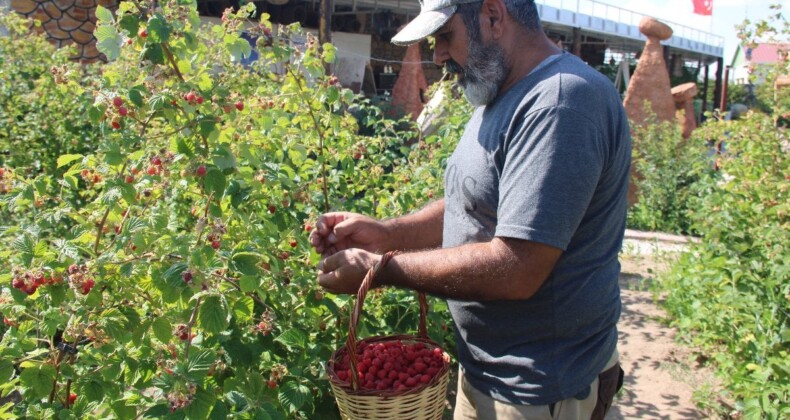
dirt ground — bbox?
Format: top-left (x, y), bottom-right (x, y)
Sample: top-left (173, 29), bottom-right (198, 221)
top-left (606, 231), bottom-right (719, 419)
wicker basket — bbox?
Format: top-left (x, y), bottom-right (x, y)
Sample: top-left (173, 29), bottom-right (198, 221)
top-left (327, 252), bottom-right (451, 420)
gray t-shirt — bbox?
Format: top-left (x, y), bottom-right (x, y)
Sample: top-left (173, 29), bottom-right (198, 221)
top-left (443, 52), bottom-right (631, 405)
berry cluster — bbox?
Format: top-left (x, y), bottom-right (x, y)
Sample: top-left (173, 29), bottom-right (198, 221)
top-left (255, 310), bottom-right (275, 336)
top-left (11, 268), bottom-right (62, 295)
top-left (205, 218), bottom-right (227, 250)
top-left (0, 168), bottom-right (11, 194)
top-left (79, 169), bottom-right (103, 186)
top-left (166, 384), bottom-right (196, 412)
top-left (333, 340), bottom-right (446, 392)
top-left (173, 323), bottom-right (195, 341)
top-left (146, 150), bottom-right (175, 176)
top-left (67, 264), bottom-right (95, 295)
top-left (183, 91), bottom-right (204, 105)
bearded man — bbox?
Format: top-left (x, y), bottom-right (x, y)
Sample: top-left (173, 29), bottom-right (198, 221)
top-left (310, 0), bottom-right (631, 418)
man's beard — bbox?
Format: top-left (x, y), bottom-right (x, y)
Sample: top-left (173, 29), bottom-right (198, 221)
top-left (446, 37), bottom-right (508, 106)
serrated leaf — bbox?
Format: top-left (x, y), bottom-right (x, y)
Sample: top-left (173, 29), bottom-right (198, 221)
top-left (147, 14), bottom-right (172, 44)
top-left (0, 360), bottom-right (13, 382)
top-left (57, 154), bottom-right (83, 168)
top-left (274, 328), bottom-right (307, 350)
top-left (77, 379), bottom-right (105, 403)
top-left (95, 5), bottom-right (114, 24)
top-left (186, 349), bottom-right (214, 382)
top-left (198, 295), bottom-right (229, 334)
top-left (278, 381), bottom-right (311, 413)
top-left (204, 168), bottom-right (226, 200)
top-left (144, 43), bottom-right (165, 65)
top-left (118, 14), bottom-right (139, 37)
top-left (151, 317), bottom-right (172, 343)
top-left (238, 276), bottom-right (260, 293)
top-left (95, 26), bottom-right (122, 61)
top-left (183, 388), bottom-right (215, 420)
top-left (231, 253), bottom-right (260, 276)
top-left (232, 296), bottom-right (254, 322)
top-left (20, 364), bottom-right (57, 398)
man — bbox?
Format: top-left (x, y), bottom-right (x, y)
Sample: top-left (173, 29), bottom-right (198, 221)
top-left (310, 0), bottom-right (630, 418)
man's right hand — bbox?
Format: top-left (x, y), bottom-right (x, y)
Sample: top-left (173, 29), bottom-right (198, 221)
top-left (308, 212), bottom-right (391, 257)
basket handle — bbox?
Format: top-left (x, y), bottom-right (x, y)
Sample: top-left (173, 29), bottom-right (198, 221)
top-left (345, 251), bottom-right (429, 390)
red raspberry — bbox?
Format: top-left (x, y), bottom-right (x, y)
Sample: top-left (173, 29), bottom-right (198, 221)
top-left (118, 106), bottom-right (128, 117)
top-left (112, 97), bottom-right (123, 107)
top-left (68, 393), bottom-right (77, 404)
top-left (196, 165), bottom-right (207, 177)
top-left (235, 101), bottom-right (244, 111)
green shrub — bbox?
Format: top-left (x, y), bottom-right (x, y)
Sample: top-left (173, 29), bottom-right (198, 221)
top-left (658, 112), bottom-right (789, 418)
top-left (627, 116), bottom-right (715, 235)
top-left (0, 13), bottom-right (102, 174)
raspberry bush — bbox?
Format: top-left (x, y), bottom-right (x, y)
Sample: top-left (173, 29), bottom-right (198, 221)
top-left (0, 2), bottom-right (466, 418)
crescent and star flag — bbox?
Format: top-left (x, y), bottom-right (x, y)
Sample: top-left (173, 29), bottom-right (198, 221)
top-left (692, 0), bottom-right (713, 16)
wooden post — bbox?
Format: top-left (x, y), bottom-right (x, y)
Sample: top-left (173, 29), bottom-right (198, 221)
top-left (720, 65), bottom-right (730, 113)
top-left (320, 0), bottom-right (332, 46)
top-left (572, 27), bottom-right (581, 57)
top-left (701, 63), bottom-right (710, 120)
top-left (713, 57), bottom-right (724, 112)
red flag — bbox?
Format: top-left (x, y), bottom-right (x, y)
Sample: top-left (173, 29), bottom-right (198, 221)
top-left (692, 0), bottom-right (713, 15)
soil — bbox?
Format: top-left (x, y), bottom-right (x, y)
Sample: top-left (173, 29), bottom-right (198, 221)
top-left (606, 231), bottom-right (719, 419)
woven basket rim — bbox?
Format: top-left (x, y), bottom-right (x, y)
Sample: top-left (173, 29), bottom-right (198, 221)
top-left (328, 334), bottom-right (451, 397)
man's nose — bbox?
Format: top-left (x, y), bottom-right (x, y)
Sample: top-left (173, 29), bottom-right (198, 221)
top-left (433, 39), bottom-right (450, 67)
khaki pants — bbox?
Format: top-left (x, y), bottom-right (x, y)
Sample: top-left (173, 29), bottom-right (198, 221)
top-left (454, 349), bottom-right (621, 420)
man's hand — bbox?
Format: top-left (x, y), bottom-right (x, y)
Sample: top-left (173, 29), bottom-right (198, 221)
top-left (318, 249), bottom-right (381, 294)
top-left (309, 212), bottom-right (390, 257)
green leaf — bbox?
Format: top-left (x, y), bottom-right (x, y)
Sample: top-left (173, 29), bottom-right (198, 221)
top-left (146, 14), bottom-right (172, 44)
top-left (231, 253), bottom-right (260, 276)
top-left (238, 276), bottom-right (260, 293)
top-left (118, 14), bottom-right (139, 37)
top-left (274, 328), bottom-right (307, 350)
top-left (144, 43), bottom-right (165, 65)
top-left (204, 168), bottom-right (226, 200)
top-left (198, 295), bottom-right (230, 334)
top-left (152, 317), bottom-right (172, 343)
top-left (232, 296), bottom-right (254, 321)
top-left (186, 349), bottom-right (214, 382)
top-left (95, 5), bottom-right (114, 24)
top-left (77, 379), bottom-right (106, 403)
top-left (20, 364), bottom-right (57, 398)
top-left (278, 381), bottom-right (312, 413)
top-left (128, 86), bottom-right (145, 108)
top-left (184, 388), bottom-right (216, 420)
top-left (95, 25), bottom-right (123, 61)
top-left (57, 154), bottom-right (83, 168)
top-left (0, 360), bottom-right (13, 383)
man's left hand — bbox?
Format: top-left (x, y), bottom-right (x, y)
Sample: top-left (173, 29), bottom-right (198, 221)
top-left (318, 249), bottom-right (382, 294)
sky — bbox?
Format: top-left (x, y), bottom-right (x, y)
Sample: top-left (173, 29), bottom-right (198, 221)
top-left (620, 0), bottom-right (789, 62)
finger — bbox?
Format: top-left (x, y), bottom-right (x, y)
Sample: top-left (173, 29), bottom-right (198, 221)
top-left (315, 212), bottom-right (351, 236)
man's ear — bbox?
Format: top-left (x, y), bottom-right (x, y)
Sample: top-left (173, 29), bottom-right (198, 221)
top-left (480, 0), bottom-right (507, 39)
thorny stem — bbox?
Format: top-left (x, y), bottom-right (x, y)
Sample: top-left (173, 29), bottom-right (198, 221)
top-left (184, 297), bottom-right (201, 360)
top-left (93, 112), bottom-right (156, 255)
top-left (195, 192), bottom-right (214, 246)
top-left (286, 66), bottom-right (330, 212)
top-left (162, 43), bottom-right (185, 83)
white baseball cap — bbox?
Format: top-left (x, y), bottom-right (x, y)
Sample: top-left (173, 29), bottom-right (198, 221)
top-left (391, 0), bottom-right (482, 46)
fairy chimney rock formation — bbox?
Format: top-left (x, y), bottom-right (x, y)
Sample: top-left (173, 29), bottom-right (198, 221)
top-left (623, 17), bottom-right (676, 127)
top-left (671, 82), bottom-right (699, 139)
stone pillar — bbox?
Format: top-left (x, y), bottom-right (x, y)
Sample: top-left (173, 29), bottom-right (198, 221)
top-left (671, 82), bottom-right (698, 139)
top-left (623, 17), bottom-right (676, 127)
top-left (623, 17), bottom-right (676, 206)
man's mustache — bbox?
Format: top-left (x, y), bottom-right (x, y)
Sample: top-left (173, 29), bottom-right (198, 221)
top-left (445, 60), bottom-right (464, 76)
